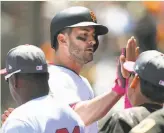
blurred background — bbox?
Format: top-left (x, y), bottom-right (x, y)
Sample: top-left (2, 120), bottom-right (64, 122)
top-left (1, 0), bottom-right (164, 128)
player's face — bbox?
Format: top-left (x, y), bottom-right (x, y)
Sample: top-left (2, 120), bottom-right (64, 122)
top-left (127, 73), bottom-right (140, 106)
top-left (67, 26), bottom-right (96, 64)
top-left (127, 73), bottom-right (135, 103)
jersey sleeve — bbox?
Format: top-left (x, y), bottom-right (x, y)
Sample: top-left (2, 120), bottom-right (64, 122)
top-left (2, 119), bottom-right (34, 133)
top-left (81, 77), bottom-right (95, 99)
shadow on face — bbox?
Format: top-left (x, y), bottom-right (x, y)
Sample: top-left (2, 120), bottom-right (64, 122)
top-left (127, 74), bottom-right (141, 106)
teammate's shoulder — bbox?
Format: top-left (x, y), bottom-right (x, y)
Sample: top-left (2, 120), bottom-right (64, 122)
top-left (2, 106), bottom-right (32, 130)
top-left (110, 107), bottom-right (143, 124)
top-left (7, 106), bottom-right (25, 119)
top-left (130, 109), bottom-right (164, 133)
top-left (129, 109), bottom-right (164, 133)
top-left (2, 117), bottom-right (33, 133)
top-left (48, 64), bottom-right (60, 71)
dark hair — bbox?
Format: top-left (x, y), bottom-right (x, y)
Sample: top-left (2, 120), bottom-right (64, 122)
top-left (53, 28), bottom-right (72, 50)
top-left (140, 77), bottom-right (164, 103)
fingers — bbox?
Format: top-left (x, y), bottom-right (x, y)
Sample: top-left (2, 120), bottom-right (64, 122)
top-left (120, 55), bottom-right (130, 78)
top-left (2, 114), bottom-right (7, 123)
top-left (126, 38), bottom-right (131, 60)
top-left (120, 55), bottom-right (125, 64)
top-left (1, 113), bottom-right (9, 124)
top-left (135, 47), bottom-right (140, 59)
top-left (4, 110), bottom-right (11, 117)
top-left (8, 108), bottom-right (14, 112)
top-left (131, 37), bottom-right (137, 60)
top-left (1, 108), bottom-right (14, 124)
top-left (126, 36), bottom-right (138, 61)
top-left (120, 36), bottom-right (140, 79)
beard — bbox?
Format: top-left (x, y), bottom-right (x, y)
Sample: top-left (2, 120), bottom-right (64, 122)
top-left (69, 41), bottom-right (93, 64)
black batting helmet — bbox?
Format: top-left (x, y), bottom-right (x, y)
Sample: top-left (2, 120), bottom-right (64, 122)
top-left (50, 6), bottom-right (108, 51)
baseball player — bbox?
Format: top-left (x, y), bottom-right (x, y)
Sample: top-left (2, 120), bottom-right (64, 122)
top-left (1, 6), bottom-right (135, 133)
top-left (1, 45), bottom-right (84, 133)
top-left (99, 50), bottom-right (164, 133)
top-left (48, 6), bottom-right (134, 132)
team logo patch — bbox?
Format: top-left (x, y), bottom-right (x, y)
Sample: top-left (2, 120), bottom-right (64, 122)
top-left (130, 118), bottom-right (156, 133)
top-left (36, 65), bottom-right (43, 71)
top-left (90, 11), bottom-right (97, 22)
top-left (159, 80), bottom-right (164, 86)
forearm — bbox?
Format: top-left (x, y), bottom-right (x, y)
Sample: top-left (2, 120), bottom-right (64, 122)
top-left (74, 90), bottom-right (121, 126)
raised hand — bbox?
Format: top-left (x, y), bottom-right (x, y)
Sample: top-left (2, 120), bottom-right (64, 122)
top-left (120, 36), bottom-right (139, 79)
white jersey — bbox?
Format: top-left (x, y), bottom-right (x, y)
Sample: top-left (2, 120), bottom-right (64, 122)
top-left (48, 65), bottom-right (98, 133)
top-left (1, 95), bottom-right (84, 133)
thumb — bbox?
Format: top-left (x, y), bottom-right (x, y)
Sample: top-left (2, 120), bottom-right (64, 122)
top-left (135, 47), bottom-right (140, 59)
top-left (120, 55), bottom-right (125, 65)
top-left (120, 55), bottom-right (130, 78)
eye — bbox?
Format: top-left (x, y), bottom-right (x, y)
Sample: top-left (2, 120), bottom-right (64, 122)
top-left (76, 32), bottom-right (95, 42)
top-left (92, 33), bottom-right (96, 38)
top-left (76, 36), bottom-right (87, 41)
top-left (76, 33), bottom-right (88, 41)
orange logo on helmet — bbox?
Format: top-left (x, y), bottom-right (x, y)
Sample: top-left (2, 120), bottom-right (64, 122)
top-left (90, 11), bottom-right (97, 22)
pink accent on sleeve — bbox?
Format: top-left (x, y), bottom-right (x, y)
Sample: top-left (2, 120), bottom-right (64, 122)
top-left (124, 94), bottom-right (132, 108)
top-left (124, 79), bottom-right (132, 108)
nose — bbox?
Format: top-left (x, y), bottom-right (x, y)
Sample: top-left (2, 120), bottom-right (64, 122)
top-left (89, 38), bottom-right (96, 46)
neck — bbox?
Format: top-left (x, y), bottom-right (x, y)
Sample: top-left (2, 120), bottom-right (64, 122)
top-left (54, 51), bottom-right (83, 74)
top-left (19, 93), bottom-right (47, 105)
top-left (133, 95), bottom-right (162, 106)
top-left (19, 86), bottom-right (49, 106)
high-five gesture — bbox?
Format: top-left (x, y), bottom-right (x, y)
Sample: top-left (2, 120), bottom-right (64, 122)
top-left (120, 36), bottom-right (139, 78)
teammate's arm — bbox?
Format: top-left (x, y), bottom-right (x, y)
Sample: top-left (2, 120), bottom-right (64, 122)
top-left (73, 49), bottom-right (126, 126)
top-left (74, 90), bottom-right (122, 126)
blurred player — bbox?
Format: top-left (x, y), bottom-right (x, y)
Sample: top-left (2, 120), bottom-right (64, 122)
top-left (99, 50), bottom-right (164, 133)
top-left (1, 45), bottom-right (84, 133)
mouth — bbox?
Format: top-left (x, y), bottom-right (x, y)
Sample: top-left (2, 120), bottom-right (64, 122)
top-left (86, 48), bottom-right (94, 53)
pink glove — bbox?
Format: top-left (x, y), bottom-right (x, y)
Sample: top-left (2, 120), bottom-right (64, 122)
top-left (112, 79), bottom-right (125, 96)
top-left (112, 48), bottom-right (126, 95)
top-left (112, 48), bottom-right (132, 108)
top-left (125, 94), bottom-right (132, 108)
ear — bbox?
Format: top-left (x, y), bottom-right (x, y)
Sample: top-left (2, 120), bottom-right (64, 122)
top-left (57, 33), bottom-right (67, 45)
top-left (130, 75), bottom-right (139, 90)
top-left (12, 75), bottom-right (19, 89)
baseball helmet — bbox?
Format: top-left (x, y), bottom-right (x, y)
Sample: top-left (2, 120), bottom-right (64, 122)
top-left (50, 6), bottom-right (108, 51)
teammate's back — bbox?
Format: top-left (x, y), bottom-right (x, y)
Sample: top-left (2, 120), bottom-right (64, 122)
top-left (2, 95), bottom-right (84, 133)
top-left (0, 45), bottom-right (84, 133)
